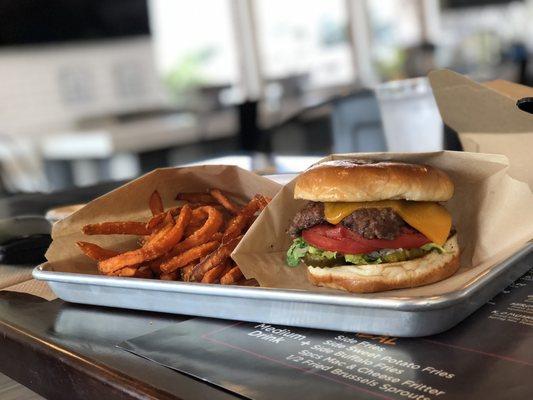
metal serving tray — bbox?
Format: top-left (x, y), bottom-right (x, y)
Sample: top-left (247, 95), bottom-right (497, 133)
top-left (33, 243), bottom-right (532, 337)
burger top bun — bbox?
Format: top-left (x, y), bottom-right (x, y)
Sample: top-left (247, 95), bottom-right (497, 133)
top-left (294, 160), bottom-right (454, 203)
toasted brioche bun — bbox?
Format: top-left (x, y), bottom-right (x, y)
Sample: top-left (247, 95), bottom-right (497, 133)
top-left (294, 160), bottom-right (454, 202)
top-left (307, 234), bottom-right (459, 293)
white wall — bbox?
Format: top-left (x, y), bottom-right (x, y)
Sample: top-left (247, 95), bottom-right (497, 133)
top-left (0, 37), bottom-right (168, 138)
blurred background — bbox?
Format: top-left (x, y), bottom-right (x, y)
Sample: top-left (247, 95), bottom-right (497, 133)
top-left (0, 0), bottom-right (532, 194)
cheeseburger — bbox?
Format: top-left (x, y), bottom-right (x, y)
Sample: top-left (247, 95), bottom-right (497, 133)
top-left (286, 160), bottom-right (460, 293)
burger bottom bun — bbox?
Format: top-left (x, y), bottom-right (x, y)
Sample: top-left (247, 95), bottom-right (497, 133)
top-left (307, 234), bottom-right (460, 293)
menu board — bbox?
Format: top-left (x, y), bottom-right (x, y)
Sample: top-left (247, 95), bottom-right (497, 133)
top-left (119, 269), bottom-right (533, 400)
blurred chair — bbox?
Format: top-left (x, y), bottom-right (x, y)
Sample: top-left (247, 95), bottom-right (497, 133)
top-left (331, 90), bottom-right (386, 153)
top-left (267, 104), bottom-right (332, 156)
top-left (0, 134), bottom-right (48, 194)
top-left (267, 89), bottom-right (386, 155)
top-left (504, 41), bottom-right (531, 86)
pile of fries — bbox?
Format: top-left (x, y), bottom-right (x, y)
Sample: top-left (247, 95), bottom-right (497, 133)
top-left (77, 189), bottom-right (270, 285)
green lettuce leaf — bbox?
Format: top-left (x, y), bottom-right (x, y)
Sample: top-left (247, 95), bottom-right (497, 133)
top-left (286, 238), bottom-right (309, 267)
top-left (308, 246), bottom-right (337, 259)
top-left (286, 237), bottom-right (446, 268)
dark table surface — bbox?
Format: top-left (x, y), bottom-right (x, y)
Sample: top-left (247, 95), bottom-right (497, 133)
top-left (0, 180), bottom-right (125, 219)
top-left (1, 181), bottom-right (531, 400)
top-left (0, 292), bottom-right (239, 400)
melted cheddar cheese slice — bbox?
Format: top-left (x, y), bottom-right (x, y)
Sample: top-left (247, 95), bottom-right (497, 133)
top-left (324, 200), bottom-right (452, 245)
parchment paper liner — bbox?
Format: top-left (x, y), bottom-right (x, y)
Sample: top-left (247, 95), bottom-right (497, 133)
top-left (233, 151), bottom-right (533, 296)
top-left (45, 165), bottom-right (282, 273)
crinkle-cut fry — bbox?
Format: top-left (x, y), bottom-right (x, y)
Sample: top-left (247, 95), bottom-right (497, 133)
top-left (98, 205), bottom-right (192, 274)
top-left (160, 271), bottom-right (179, 280)
top-left (220, 266), bottom-right (244, 285)
top-left (236, 278), bottom-right (259, 287)
top-left (83, 221), bottom-right (150, 236)
top-left (191, 236), bottom-right (241, 282)
top-left (77, 241), bottom-right (120, 261)
top-left (159, 240), bottom-right (220, 274)
top-left (181, 263), bottom-right (196, 282)
top-left (171, 206), bottom-right (223, 254)
top-left (209, 189), bottom-right (241, 215)
top-left (175, 192), bottom-right (217, 203)
top-left (201, 259), bottom-right (232, 283)
top-left (222, 197), bottom-right (261, 242)
top-left (149, 190), bottom-right (164, 216)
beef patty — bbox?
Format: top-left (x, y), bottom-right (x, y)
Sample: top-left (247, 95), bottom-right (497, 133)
top-left (341, 207), bottom-right (405, 240)
top-left (287, 202), bottom-right (325, 238)
top-left (288, 202), bottom-right (406, 240)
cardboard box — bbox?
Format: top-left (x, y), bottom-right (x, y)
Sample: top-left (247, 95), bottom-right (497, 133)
top-left (429, 70), bottom-right (533, 188)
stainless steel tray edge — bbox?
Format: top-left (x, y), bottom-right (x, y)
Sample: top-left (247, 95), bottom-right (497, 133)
top-left (32, 243), bottom-right (533, 337)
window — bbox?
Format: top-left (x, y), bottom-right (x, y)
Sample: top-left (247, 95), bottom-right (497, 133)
top-left (367, 0), bottom-right (423, 80)
top-left (149, 0), bottom-right (238, 95)
top-left (254, 0), bottom-right (354, 89)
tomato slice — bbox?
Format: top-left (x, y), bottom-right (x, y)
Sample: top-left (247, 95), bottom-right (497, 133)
top-left (301, 224), bottom-right (430, 254)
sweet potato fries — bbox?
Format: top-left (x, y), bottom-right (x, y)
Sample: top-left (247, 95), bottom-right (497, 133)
top-left (77, 189), bottom-right (269, 286)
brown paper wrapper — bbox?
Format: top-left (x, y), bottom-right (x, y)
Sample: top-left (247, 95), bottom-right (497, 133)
top-left (429, 70), bottom-right (533, 188)
top-left (45, 165), bottom-right (282, 273)
top-left (233, 151), bottom-right (533, 296)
